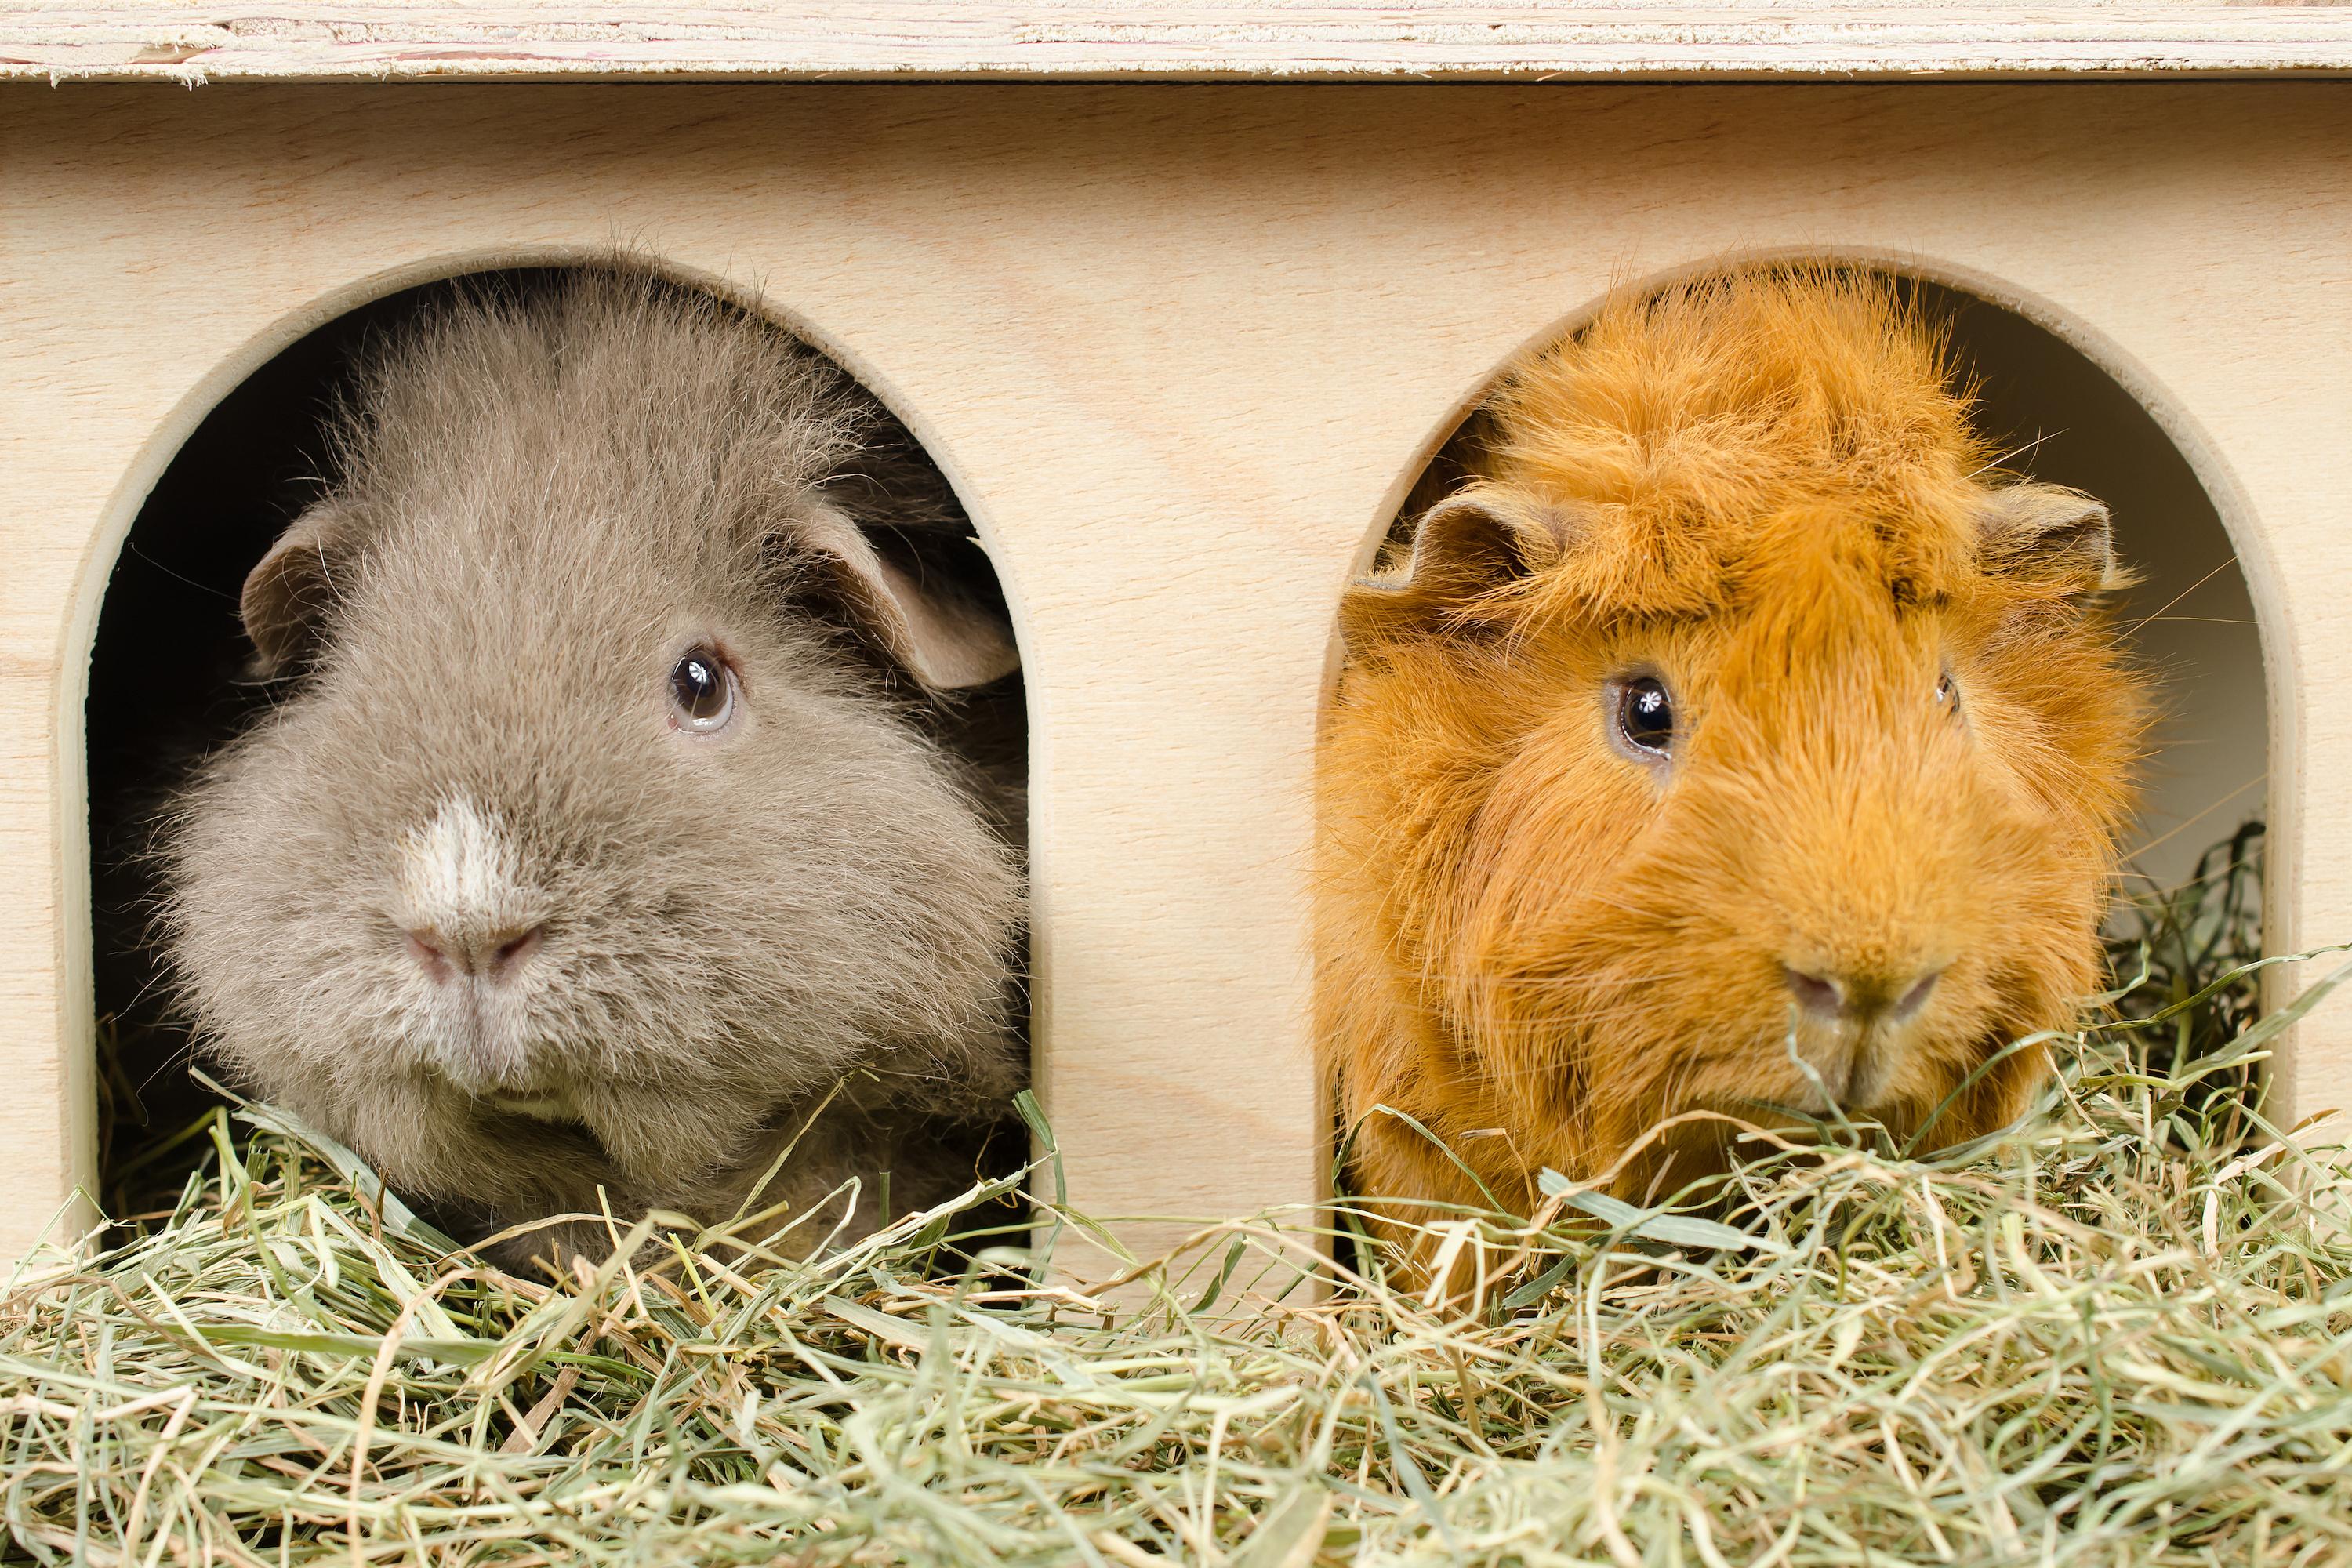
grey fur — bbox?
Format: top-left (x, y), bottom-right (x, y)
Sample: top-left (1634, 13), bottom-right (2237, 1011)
top-left (161, 271), bottom-right (1025, 1271)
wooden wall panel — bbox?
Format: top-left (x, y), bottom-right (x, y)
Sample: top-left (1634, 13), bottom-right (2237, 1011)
top-left (2, 82), bottom-right (2346, 1269)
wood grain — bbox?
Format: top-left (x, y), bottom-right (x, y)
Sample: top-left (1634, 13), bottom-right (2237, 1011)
top-left (6, 4), bottom-right (2352, 82)
top-left (2, 82), bottom-right (2347, 1273)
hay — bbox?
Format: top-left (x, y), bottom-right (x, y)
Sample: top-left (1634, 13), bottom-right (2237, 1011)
top-left (12, 829), bottom-right (2352, 1566)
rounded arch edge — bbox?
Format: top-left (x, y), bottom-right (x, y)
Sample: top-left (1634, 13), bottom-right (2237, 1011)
top-left (55, 246), bottom-right (1035, 1224)
top-left (1334, 245), bottom-right (2293, 937)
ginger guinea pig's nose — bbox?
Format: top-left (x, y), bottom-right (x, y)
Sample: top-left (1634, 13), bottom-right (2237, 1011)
top-left (1781, 963), bottom-right (1943, 1028)
top-left (406, 922), bottom-right (543, 983)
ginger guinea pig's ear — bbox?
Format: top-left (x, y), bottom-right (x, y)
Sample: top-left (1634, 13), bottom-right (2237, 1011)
top-left (792, 500), bottom-right (1020, 691)
top-left (1340, 489), bottom-right (1570, 649)
top-left (1976, 482), bottom-right (2122, 599)
top-left (240, 499), bottom-right (362, 680)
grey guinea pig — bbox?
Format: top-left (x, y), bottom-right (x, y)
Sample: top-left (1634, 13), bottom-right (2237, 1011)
top-left (162, 270), bottom-right (1027, 1272)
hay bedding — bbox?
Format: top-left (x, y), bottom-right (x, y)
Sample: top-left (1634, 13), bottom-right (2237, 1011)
top-left (11, 834), bottom-right (2352, 1566)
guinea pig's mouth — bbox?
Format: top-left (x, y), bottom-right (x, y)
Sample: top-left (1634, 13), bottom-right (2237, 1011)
top-left (1762, 1014), bottom-right (1933, 1120)
top-left (469, 1087), bottom-right (583, 1124)
top-left (1807, 1036), bottom-right (1886, 1101)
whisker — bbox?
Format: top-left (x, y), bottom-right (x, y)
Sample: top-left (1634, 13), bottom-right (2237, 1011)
top-left (1968, 428), bottom-right (2065, 481)
top-left (2118, 556), bottom-right (2245, 640)
top-left (2120, 773), bottom-right (2265, 868)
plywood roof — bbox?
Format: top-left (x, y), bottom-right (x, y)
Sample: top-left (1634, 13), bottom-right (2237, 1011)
top-left (8, 3), bottom-right (2352, 84)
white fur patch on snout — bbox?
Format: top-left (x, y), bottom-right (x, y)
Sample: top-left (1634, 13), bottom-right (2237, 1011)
top-left (399, 796), bottom-right (525, 930)
top-left (395, 796), bottom-right (544, 1090)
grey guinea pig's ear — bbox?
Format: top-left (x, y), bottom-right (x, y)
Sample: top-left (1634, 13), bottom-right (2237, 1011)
top-left (1340, 487), bottom-right (1579, 650)
top-left (1976, 481), bottom-right (2122, 598)
top-left (240, 498), bottom-right (361, 680)
top-left (793, 499), bottom-right (1021, 691)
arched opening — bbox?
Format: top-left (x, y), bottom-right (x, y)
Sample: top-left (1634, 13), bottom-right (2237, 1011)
top-left (1323, 263), bottom-right (2269, 1243)
top-left (86, 263), bottom-right (1031, 1239)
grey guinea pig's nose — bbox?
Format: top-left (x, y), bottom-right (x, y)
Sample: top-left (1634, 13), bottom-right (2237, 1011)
top-left (407, 923), bottom-right (543, 982)
top-left (1782, 964), bottom-right (1943, 1025)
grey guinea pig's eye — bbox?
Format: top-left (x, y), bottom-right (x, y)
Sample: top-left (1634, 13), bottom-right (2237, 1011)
top-left (1615, 675), bottom-right (1675, 757)
top-left (668, 646), bottom-right (736, 732)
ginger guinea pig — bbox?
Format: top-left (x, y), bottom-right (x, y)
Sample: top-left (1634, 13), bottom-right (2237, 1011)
top-left (1319, 270), bottom-right (2148, 1247)
top-left (164, 271), bottom-right (1025, 1269)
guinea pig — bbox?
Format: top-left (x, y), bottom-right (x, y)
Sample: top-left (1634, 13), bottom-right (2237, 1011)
top-left (162, 269), bottom-right (1026, 1270)
top-left (1319, 269), bottom-right (2149, 1261)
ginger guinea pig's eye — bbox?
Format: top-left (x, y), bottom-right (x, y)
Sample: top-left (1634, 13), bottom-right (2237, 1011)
top-left (668, 646), bottom-right (738, 733)
top-left (1934, 670), bottom-right (1960, 717)
top-left (1613, 674), bottom-right (1676, 760)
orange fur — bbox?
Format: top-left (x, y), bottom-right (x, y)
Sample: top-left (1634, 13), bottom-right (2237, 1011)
top-left (1319, 271), bottom-right (2149, 1265)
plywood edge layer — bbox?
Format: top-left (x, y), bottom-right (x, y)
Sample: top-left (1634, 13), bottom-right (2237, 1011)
top-left (7, 4), bottom-right (2352, 83)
